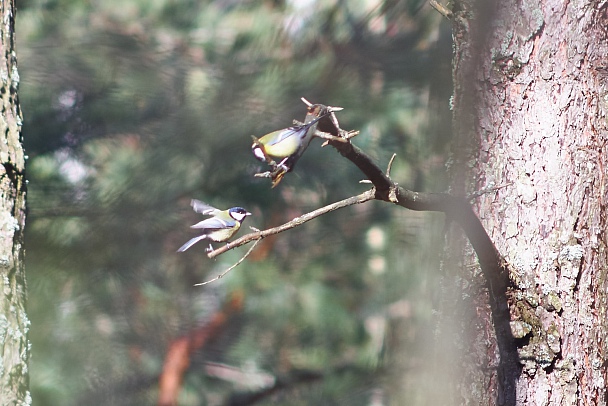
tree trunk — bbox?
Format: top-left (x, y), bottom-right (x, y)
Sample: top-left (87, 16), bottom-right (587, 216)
top-left (0, 0), bottom-right (29, 404)
top-left (449, 0), bottom-right (608, 404)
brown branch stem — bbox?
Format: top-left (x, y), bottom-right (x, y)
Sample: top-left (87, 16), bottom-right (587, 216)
top-left (196, 239), bottom-right (261, 285)
top-left (207, 102), bottom-right (508, 299)
top-left (326, 128), bottom-right (506, 289)
top-left (319, 104), bottom-right (516, 399)
top-left (207, 189), bottom-right (376, 259)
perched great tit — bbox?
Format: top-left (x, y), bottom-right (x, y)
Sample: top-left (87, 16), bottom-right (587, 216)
top-left (177, 200), bottom-right (251, 252)
top-left (251, 105), bottom-right (329, 187)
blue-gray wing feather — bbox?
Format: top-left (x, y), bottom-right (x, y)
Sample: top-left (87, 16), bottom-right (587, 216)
top-left (267, 128), bottom-right (298, 146)
top-left (190, 216), bottom-right (234, 231)
top-left (191, 200), bottom-right (220, 215)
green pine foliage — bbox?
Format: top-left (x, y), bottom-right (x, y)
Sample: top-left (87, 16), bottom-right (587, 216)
top-left (19, 0), bottom-right (451, 404)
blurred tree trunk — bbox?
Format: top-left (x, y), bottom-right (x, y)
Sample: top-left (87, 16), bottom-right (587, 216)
top-left (0, 0), bottom-right (29, 404)
top-left (446, 0), bottom-right (608, 404)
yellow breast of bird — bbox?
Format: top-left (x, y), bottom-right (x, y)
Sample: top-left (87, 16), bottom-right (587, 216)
top-left (206, 225), bottom-right (240, 242)
top-left (260, 129), bottom-right (301, 159)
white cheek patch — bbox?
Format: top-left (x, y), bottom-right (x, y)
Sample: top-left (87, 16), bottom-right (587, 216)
top-left (252, 146), bottom-right (266, 162)
top-left (232, 213), bottom-right (247, 221)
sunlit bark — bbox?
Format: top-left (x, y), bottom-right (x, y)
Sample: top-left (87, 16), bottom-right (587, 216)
top-left (449, 0), bottom-right (608, 404)
top-left (0, 0), bottom-right (29, 404)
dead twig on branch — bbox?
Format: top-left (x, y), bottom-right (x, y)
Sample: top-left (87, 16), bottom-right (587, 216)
top-left (195, 239), bottom-right (261, 285)
top-left (429, 0), bottom-right (453, 20)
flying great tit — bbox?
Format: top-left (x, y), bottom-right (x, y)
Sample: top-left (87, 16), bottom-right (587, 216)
top-left (251, 105), bottom-right (329, 187)
top-left (177, 200), bottom-right (251, 252)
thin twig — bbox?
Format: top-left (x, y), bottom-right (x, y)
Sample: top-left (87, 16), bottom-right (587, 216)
top-left (207, 189), bottom-right (376, 259)
top-left (316, 130), bottom-right (349, 146)
top-left (386, 153), bottom-right (397, 178)
top-left (429, 0), bottom-right (453, 19)
top-left (342, 130), bottom-right (359, 140)
top-left (195, 239), bottom-right (262, 286)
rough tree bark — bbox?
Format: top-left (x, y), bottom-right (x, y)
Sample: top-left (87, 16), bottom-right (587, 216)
top-left (0, 0), bottom-right (29, 404)
top-left (449, 0), bottom-right (608, 404)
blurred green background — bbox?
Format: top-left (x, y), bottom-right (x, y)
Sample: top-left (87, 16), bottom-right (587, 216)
top-left (18, 0), bottom-right (453, 404)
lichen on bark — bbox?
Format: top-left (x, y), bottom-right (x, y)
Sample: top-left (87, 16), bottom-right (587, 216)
top-left (0, 0), bottom-right (30, 404)
top-left (447, 0), bottom-right (608, 404)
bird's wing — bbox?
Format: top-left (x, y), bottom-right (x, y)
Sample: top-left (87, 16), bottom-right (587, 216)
top-left (191, 200), bottom-right (219, 215)
top-left (263, 112), bottom-right (328, 147)
top-left (267, 110), bottom-right (328, 146)
top-left (190, 216), bottom-right (234, 231)
top-left (177, 235), bottom-right (207, 252)
top-left (266, 127), bottom-right (307, 146)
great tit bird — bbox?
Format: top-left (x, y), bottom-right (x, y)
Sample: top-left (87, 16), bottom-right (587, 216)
top-left (251, 105), bottom-right (329, 187)
top-left (177, 200), bottom-right (251, 252)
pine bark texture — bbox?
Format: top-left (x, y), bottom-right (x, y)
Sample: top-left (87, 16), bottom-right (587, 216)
top-left (0, 0), bottom-right (29, 404)
top-left (449, 0), bottom-right (608, 404)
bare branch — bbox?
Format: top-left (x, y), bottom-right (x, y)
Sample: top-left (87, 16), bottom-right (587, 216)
top-left (195, 239), bottom-right (261, 286)
top-left (386, 153), bottom-right (397, 178)
top-left (314, 101), bottom-right (509, 299)
top-left (207, 189), bottom-right (376, 259)
top-left (202, 102), bottom-right (507, 300)
top-left (316, 130), bottom-right (349, 146)
top-left (343, 130), bottom-right (359, 140)
top-left (429, 0), bottom-right (453, 20)
top-left (300, 97), bottom-right (313, 107)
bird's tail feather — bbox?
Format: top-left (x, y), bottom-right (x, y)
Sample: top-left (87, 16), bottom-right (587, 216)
top-left (177, 235), bottom-right (207, 252)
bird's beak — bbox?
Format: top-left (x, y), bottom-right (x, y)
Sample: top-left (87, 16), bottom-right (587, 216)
top-left (246, 212), bottom-right (252, 216)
